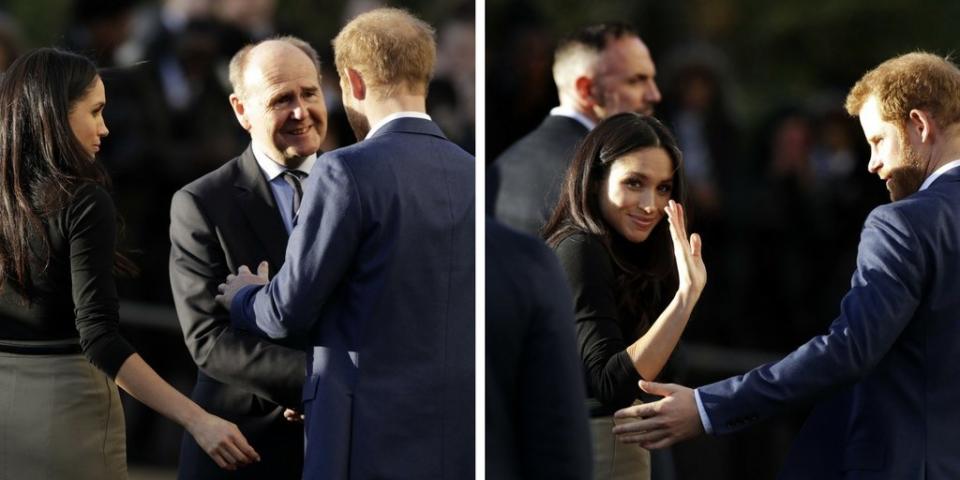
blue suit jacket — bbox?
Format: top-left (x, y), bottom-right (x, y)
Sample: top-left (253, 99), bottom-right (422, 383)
top-left (232, 118), bottom-right (475, 479)
top-left (699, 168), bottom-right (960, 479)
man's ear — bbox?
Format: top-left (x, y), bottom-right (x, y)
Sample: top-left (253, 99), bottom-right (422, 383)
top-left (574, 75), bottom-right (595, 108)
top-left (908, 108), bottom-right (935, 143)
top-left (229, 93), bottom-right (252, 131)
top-left (346, 68), bottom-right (366, 101)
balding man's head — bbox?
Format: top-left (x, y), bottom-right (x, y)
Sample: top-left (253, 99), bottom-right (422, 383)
top-left (553, 23), bottom-right (661, 120)
top-left (229, 36), bottom-right (321, 98)
top-left (228, 36), bottom-right (327, 167)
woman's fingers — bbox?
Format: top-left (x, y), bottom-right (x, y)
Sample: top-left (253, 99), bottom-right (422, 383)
top-left (690, 233), bottom-right (702, 258)
top-left (216, 443), bottom-right (240, 467)
top-left (233, 434), bottom-right (260, 463)
top-left (665, 201), bottom-right (690, 255)
top-left (674, 201), bottom-right (689, 242)
top-left (196, 416), bottom-right (261, 470)
top-left (210, 451), bottom-right (232, 470)
top-left (222, 440), bottom-right (251, 466)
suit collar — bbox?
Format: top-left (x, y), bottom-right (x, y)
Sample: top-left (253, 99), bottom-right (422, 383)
top-left (541, 114), bottom-right (590, 134)
top-left (236, 146), bottom-right (271, 198)
top-left (234, 144), bottom-right (289, 266)
top-left (365, 111), bottom-right (432, 139)
top-left (921, 159), bottom-right (960, 191)
top-left (367, 116), bottom-right (447, 141)
top-left (549, 105), bottom-right (596, 130)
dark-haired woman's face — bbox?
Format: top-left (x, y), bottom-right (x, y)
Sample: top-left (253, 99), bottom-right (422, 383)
top-left (599, 147), bottom-right (673, 243)
top-left (68, 76), bottom-right (109, 159)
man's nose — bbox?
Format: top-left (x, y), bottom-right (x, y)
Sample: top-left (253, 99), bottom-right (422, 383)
top-left (291, 98), bottom-right (306, 120)
top-left (646, 81), bottom-right (662, 104)
top-left (868, 154), bottom-right (882, 173)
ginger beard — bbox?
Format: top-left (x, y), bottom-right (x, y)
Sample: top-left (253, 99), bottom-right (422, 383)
top-left (344, 104), bottom-right (371, 141)
top-left (886, 127), bottom-right (927, 201)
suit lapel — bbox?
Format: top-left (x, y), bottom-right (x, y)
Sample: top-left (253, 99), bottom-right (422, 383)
top-left (234, 146), bottom-right (289, 269)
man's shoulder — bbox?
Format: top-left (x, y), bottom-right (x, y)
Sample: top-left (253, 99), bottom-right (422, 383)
top-left (872, 182), bottom-right (959, 221)
top-left (495, 115), bottom-right (587, 166)
top-left (179, 154), bottom-right (246, 197)
top-left (862, 186), bottom-right (960, 248)
top-left (488, 219), bottom-right (555, 268)
top-left (323, 134), bottom-right (474, 172)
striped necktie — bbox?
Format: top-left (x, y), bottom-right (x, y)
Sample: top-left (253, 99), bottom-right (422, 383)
top-left (281, 169), bottom-right (308, 221)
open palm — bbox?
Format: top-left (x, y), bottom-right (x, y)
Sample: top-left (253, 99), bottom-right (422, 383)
top-left (665, 200), bottom-right (706, 295)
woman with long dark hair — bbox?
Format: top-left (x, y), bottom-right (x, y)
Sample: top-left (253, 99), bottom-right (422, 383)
top-left (543, 113), bottom-right (706, 479)
top-left (0, 48), bottom-right (259, 478)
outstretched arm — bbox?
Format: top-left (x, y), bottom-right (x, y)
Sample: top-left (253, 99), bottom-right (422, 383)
top-left (115, 354), bottom-right (260, 470)
top-left (613, 205), bottom-right (925, 447)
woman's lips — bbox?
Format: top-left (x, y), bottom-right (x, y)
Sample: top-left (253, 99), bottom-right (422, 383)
top-left (627, 213), bottom-right (656, 230)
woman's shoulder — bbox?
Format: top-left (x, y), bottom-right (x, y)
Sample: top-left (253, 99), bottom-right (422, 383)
top-left (68, 182), bottom-right (112, 207)
top-left (553, 231), bottom-right (615, 281)
top-left (553, 231), bottom-right (609, 260)
top-left (62, 182), bottom-right (115, 226)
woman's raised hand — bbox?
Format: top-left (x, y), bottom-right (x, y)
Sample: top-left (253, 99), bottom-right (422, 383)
top-left (665, 200), bottom-right (706, 297)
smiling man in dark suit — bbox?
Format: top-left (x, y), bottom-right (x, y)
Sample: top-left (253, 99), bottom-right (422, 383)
top-left (491, 22), bottom-right (661, 236)
top-left (613, 52), bottom-right (960, 479)
top-left (216, 8), bottom-right (474, 480)
top-left (168, 36), bottom-right (326, 479)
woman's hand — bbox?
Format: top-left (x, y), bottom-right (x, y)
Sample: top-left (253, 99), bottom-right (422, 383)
top-left (186, 413), bottom-right (260, 470)
top-left (665, 200), bottom-right (706, 298)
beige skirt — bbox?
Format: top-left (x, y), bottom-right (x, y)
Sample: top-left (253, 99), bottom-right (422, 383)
top-left (0, 345), bottom-right (127, 480)
top-left (590, 408), bottom-right (651, 480)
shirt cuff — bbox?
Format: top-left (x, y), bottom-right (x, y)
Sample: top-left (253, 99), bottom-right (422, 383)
top-left (694, 388), bottom-right (714, 435)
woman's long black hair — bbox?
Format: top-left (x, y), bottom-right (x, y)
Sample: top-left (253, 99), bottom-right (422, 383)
top-left (0, 48), bottom-right (135, 301)
top-left (543, 113), bottom-right (687, 325)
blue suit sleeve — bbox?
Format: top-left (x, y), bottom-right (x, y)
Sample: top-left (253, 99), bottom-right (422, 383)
top-left (232, 154), bottom-right (362, 339)
top-left (698, 205), bottom-right (925, 434)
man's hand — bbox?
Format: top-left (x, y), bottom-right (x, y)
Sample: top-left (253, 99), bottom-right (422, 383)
top-left (215, 261), bottom-right (269, 309)
top-left (611, 380), bottom-right (704, 449)
top-left (283, 408), bottom-right (305, 423)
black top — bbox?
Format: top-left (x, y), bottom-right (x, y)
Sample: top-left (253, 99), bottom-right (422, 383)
top-left (486, 218), bottom-right (592, 480)
top-left (554, 232), bottom-right (645, 415)
top-left (0, 184), bottom-right (136, 378)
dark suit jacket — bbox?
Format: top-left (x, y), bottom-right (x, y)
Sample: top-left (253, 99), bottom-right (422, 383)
top-left (231, 118), bottom-right (475, 480)
top-left (169, 146), bottom-right (306, 479)
top-left (491, 114), bottom-right (589, 236)
top-left (485, 218), bottom-right (592, 480)
top-left (698, 168), bottom-right (960, 479)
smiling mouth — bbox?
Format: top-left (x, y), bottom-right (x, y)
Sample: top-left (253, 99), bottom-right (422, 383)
top-left (627, 214), bottom-right (656, 229)
top-left (287, 126), bottom-right (312, 135)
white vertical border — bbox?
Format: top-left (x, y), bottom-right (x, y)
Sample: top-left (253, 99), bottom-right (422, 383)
top-left (474, 0), bottom-right (486, 477)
